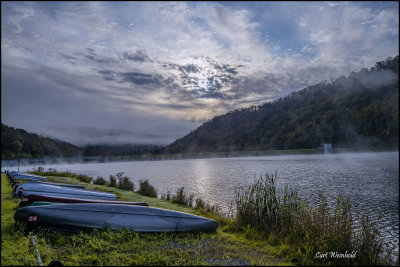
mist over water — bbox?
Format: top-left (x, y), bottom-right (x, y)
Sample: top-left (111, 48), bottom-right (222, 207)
top-left (3, 152), bottom-right (398, 248)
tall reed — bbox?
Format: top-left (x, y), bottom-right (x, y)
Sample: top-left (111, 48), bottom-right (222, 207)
top-left (232, 173), bottom-right (398, 265)
top-left (233, 172), bottom-right (302, 233)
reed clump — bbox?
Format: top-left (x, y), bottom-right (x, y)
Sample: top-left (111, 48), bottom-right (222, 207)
top-left (171, 187), bottom-right (193, 206)
top-left (232, 173), bottom-right (398, 266)
top-left (160, 187), bottom-right (224, 217)
top-left (108, 175), bottom-right (117, 187)
top-left (93, 176), bottom-right (107, 185)
top-left (136, 179), bottom-right (157, 198)
top-left (160, 191), bottom-right (171, 201)
top-left (117, 176), bottom-right (134, 191)
top-left (105, 172), bottom-right (135, 191)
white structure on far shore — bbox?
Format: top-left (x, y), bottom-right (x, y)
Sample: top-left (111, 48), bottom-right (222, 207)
top-left (324, 143), bottom-right (332, 154)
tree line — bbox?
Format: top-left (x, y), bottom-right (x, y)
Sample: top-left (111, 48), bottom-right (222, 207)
top-left (1, 124), bottom-right (82, 160)
top-left (1, 124), bottom-right (162, 160)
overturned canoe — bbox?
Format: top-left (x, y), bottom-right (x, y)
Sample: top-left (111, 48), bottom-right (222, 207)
top-left (20, 194), bottom-right (148, 207)
top-left (10, 173), bottom-right (47, 181)
top-left (15, 183), bottom-right (116, 201)
top-left (10, 171), bottom-right (46, 177)
top-left (27, 181), bottom-right (85, 189)
top-left (11, 176), bottom-right (46, 182)
top-left (14, 203), bottom-right (218, 232)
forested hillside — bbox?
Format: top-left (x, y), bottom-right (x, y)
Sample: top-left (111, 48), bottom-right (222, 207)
top-left (164, 56), bottom-right (399, 153)
top-left (1, 124), bottom-right (82, 159)
top-left (1, 124), bottom-right (163, 160)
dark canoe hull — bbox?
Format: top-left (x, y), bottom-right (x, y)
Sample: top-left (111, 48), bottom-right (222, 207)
top-left (16, 183), bottom-right (116, 200)
top-left (20, 194), bottom-right (148, 207)
top-left (14, 203), bottom-right (218, 232)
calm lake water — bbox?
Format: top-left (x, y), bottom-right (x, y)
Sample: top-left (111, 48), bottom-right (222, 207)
top-left (2, 152), bottom-right (399, 247)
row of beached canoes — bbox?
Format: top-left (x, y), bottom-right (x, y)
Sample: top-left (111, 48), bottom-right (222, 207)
top-left (5, 171), bottom-right (218, 232)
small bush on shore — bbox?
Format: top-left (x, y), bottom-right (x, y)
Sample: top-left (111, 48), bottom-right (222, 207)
top-left (117, 177), bottom-right (134, 191)
top-left (137, 179), bottom-right (157, 198)
top-left (93, 176), bottom-right (107, 185)
top-left (194, 198), bottom-right (206, 209)
top-left (160, 191), bottom-right (171, 201)
top-left (170, 187), bottom-right (195, 207)
top-left (171, 187), bottom-right (186, 205)
top-left (108, 175), bottom-right (117, 187)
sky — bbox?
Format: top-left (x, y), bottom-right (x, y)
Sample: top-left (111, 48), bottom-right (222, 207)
top-left (1, 1), bottom-right (399, 146)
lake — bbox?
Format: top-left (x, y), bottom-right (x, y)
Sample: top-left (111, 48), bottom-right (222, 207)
top-left (2, 152), bottom-right (399, 248)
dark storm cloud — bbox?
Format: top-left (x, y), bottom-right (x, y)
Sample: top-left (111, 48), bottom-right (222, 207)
top-left (83, 48), bottom-right (120, 64)
top-left (85, 47), bottom-right (154, 64)
top-left (119, 72), bottom-right (162, 85)
top-left (211, 62), bottom-right (239, 75)
top-left (196, 89), bottom-right (227, 99)
top-left (59, 53), bottom-right (78, 61)
top-left (122, 49), bottom-right (153, 63)
top-left (97, 70), bottom-right (118, 81)
top-left (85, 54), bottom-right (118, 64)
top-left (97, 69), bottom-right (177, 88)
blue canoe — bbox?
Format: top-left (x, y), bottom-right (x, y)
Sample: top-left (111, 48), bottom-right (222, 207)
top-left (14, 203), bottom-right (218, 232)
top-left (19, 194), bottom-right (149, 207)
top-left (26, 181), bottom-right (85, 189)
top-left (15, 182), bottom-right (116, 200)
top-left (10, 172), bottom-right (47, 181)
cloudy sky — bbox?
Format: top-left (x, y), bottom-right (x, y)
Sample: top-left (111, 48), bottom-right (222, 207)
top-left (1, 1), bottom-right (398, 146)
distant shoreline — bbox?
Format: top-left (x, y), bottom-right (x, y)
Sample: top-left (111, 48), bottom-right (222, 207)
top-left (1, 148), bottom-right (398, 168)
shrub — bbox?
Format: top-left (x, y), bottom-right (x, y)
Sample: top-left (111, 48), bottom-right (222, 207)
top-left (160, 191), bottom-right (171, 201)
top-left (186, 194), bottom-right (194, 207)
top-left (194, 198), bottom-right (206, 210)
top-left (93, 176), bottom-right (107, 185)
top-left (137, 179), bottom-right (157, 198)
top-left (76, 174), bottom-right (92, 184)
top-left (117, 176), bottom-right (134, 191)
top-left (171, 187), bottom-right (187, 205)
top-left (108, 175), bottom-right (117, 187)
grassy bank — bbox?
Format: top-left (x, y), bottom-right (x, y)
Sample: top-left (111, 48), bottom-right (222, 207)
top-left (1, 173), bottom-right (292, 266)
top-left (2, 171), bottom-right (398, 266)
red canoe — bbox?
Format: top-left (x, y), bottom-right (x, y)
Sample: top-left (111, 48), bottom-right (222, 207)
top-left (19, 194), bottom-right (149, 207)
